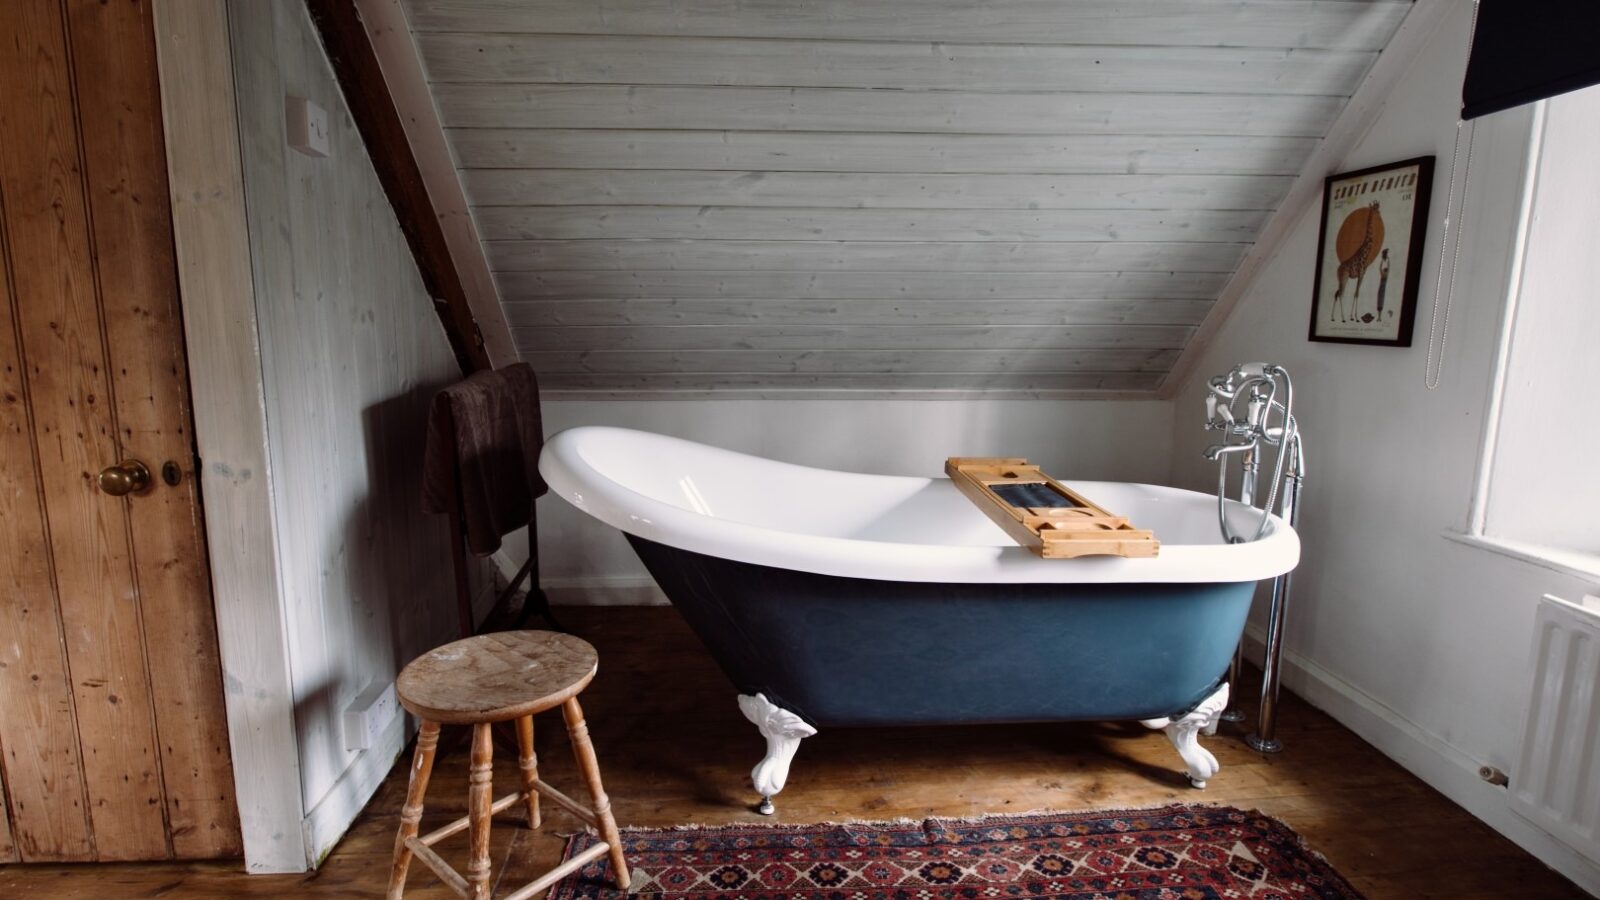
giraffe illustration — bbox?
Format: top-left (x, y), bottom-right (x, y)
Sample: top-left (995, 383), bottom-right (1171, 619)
top-left (1330, 201), bottom-right (1383, 323)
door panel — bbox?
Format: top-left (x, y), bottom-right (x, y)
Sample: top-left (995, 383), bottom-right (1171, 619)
top-left (61, 0), bottom-right (243, 859)
top-left (0, 0), bottom-right (169, 861)
top-left (0, 186), bottom-right (94, 863)
top-left (0, 775), bottom-right (15, 862)
top-left (0, 0), bottom-right (240, 862)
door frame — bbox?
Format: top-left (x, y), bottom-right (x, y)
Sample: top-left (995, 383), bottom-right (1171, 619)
top-left (151, 0), bottom-right (308, 873)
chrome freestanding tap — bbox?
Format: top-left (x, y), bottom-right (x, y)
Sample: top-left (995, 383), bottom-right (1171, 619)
top-left (1203, 362), bottom-right (1306, 753)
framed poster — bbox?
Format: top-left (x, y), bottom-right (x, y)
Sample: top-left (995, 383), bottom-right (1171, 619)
top-left (1308, 156), bottom-right (1434, 345)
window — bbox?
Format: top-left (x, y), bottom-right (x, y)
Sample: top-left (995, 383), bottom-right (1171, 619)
top-left (1467, 84), bottom-right (1600, 573)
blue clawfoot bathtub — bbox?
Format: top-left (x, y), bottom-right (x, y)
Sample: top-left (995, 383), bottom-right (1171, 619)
top-left (540, 426), bottom-right (1298, 813)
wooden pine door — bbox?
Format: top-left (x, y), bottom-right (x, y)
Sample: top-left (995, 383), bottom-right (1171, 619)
top-left (0, 0), bottom-right (241, 862)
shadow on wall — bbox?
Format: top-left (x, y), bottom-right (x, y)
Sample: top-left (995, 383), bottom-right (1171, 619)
top-left (293, 380), bottom-right (462, 797)
top-left (362, 380), bottom-right (463, 669)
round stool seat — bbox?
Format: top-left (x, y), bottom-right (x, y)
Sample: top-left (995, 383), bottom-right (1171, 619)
top-left (396, 630), bottom-right (597, 725)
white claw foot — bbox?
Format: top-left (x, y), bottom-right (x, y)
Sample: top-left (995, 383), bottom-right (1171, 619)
top-left (1140, 683), bottom-right (1230, 788)
top-left (737, 693), bottom-right (816, 815)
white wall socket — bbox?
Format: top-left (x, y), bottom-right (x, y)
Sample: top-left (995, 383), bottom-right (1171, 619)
top-left (286, 95), bottom-right (331, 158)
top-left (342, 679), bottom-right (399, 752)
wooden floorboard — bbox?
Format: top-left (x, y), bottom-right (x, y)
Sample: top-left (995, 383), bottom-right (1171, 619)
top-left (0, 606), bottom-right (1586, 898)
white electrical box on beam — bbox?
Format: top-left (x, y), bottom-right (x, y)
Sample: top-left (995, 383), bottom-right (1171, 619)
top-left (286, 95), bottom-right (331, 158)
top-left (342, 679), bottom-right (399, 752)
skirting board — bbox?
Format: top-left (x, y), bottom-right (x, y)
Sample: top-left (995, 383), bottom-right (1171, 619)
top-left (300, 702), bottom-right (410, 868)
top-left (470, 555), bottom-right (501, 625)
top-left (544, 576), bottom-right (669, 607)
top-left (1240, 624), bottom-right (1600, 895)
top-left (489, 549), bottom-right (670, 606)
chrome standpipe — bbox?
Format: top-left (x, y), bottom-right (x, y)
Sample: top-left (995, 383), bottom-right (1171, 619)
top-left (1218, 444), bottom-right (1257, 725)
top-left (1203, 363), bottom-right (1306, 753)
top-left (1246, 442), bottom-right (1303, 752)
top-left (1247, 574), bottom-right (1292, 752)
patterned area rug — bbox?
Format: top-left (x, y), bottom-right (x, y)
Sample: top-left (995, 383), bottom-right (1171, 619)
top-left (549, 804), bottom-right (1363, 899)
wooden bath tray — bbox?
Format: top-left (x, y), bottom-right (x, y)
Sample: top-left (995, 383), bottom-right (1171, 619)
top-left (945, 457), bottom-right (1159, 559)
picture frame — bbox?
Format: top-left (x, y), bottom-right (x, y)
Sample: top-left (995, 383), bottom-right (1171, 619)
top-left (1308, 156), bottom-right (1434, 346)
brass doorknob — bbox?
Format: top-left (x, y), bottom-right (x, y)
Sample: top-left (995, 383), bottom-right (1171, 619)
top-left (98, 460), bottom-right (152, 497)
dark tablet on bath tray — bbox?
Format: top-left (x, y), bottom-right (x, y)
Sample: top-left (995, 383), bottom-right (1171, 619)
top-left (988, 482), bottom-right (1081, 509)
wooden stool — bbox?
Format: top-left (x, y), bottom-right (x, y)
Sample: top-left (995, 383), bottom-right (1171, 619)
top-left (387, 631), bottom-right (630, 900)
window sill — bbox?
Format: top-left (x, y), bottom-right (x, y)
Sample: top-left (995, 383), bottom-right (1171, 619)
top-left (1443, 531), bottom-right (1600, 583)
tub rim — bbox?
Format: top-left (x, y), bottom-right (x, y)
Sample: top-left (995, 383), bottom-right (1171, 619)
top-left (539, 425), bottom-right (1300, 584)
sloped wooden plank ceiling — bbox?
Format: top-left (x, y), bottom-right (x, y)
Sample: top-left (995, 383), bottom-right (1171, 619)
top-left (400, 0), bottom-right (1411, 398)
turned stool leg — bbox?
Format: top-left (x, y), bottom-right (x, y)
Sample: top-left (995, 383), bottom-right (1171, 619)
top-left (466, 723), bottom-right (495, 899)
top-left (515, 715), bottom-right (541, 828)
top-left (562, 697), bottom-right (631, 889)
top-left (388, 721), bottom-right (440, 900)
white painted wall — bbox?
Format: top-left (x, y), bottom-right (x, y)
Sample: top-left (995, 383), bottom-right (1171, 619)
top-left (1166, 4), bottom-right (1600, 891)
top-left (518, 399), bottom-right (1171, 600)
top-left (225, 0), bottom-right (489, 866)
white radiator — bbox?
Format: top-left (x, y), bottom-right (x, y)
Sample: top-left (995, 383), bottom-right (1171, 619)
top-left (1510, 594), bottom-right (1600, 864)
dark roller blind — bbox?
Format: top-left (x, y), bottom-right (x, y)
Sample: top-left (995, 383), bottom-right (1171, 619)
top-left (1462, 1), bottom-right (1600, 120)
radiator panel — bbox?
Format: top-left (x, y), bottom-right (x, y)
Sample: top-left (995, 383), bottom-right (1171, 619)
top-left (1511, 594), bottom-right (1600, 863)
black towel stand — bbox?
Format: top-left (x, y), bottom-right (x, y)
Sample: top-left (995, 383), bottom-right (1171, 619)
top-left (446, 506), bottom-right (561, 637)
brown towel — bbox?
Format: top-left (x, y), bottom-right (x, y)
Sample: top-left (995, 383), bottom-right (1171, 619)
top-left (421, 363), bottom-right (546, 556)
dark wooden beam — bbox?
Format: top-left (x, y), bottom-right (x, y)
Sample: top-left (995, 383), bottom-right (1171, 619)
top-left (303, 0), bottom-right (490, 373)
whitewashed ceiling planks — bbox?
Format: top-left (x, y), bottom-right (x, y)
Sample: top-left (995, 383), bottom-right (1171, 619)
top-left (400, 0), bottom-right (1411, 398)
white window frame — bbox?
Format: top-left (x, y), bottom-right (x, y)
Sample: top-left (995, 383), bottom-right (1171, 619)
top-left (1447, 96), bottom-right (1600, 582)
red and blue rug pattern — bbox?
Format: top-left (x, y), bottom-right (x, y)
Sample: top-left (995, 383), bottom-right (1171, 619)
top-left (549, 804), bottom-right (1363, 899)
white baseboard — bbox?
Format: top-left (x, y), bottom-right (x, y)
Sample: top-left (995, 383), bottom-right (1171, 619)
top-left (1241, 625), bottom-right (1600, 895)
top-left (300, 706), bottom-right (409, 868)
top-left (472, 559), bottom-right (500, 626)
top-left (543, 575), bottom-right (668, 606)
top-left (490, 547), bottom-right (523, 586)
top-left (491, 547), bottom-right (669, 606)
